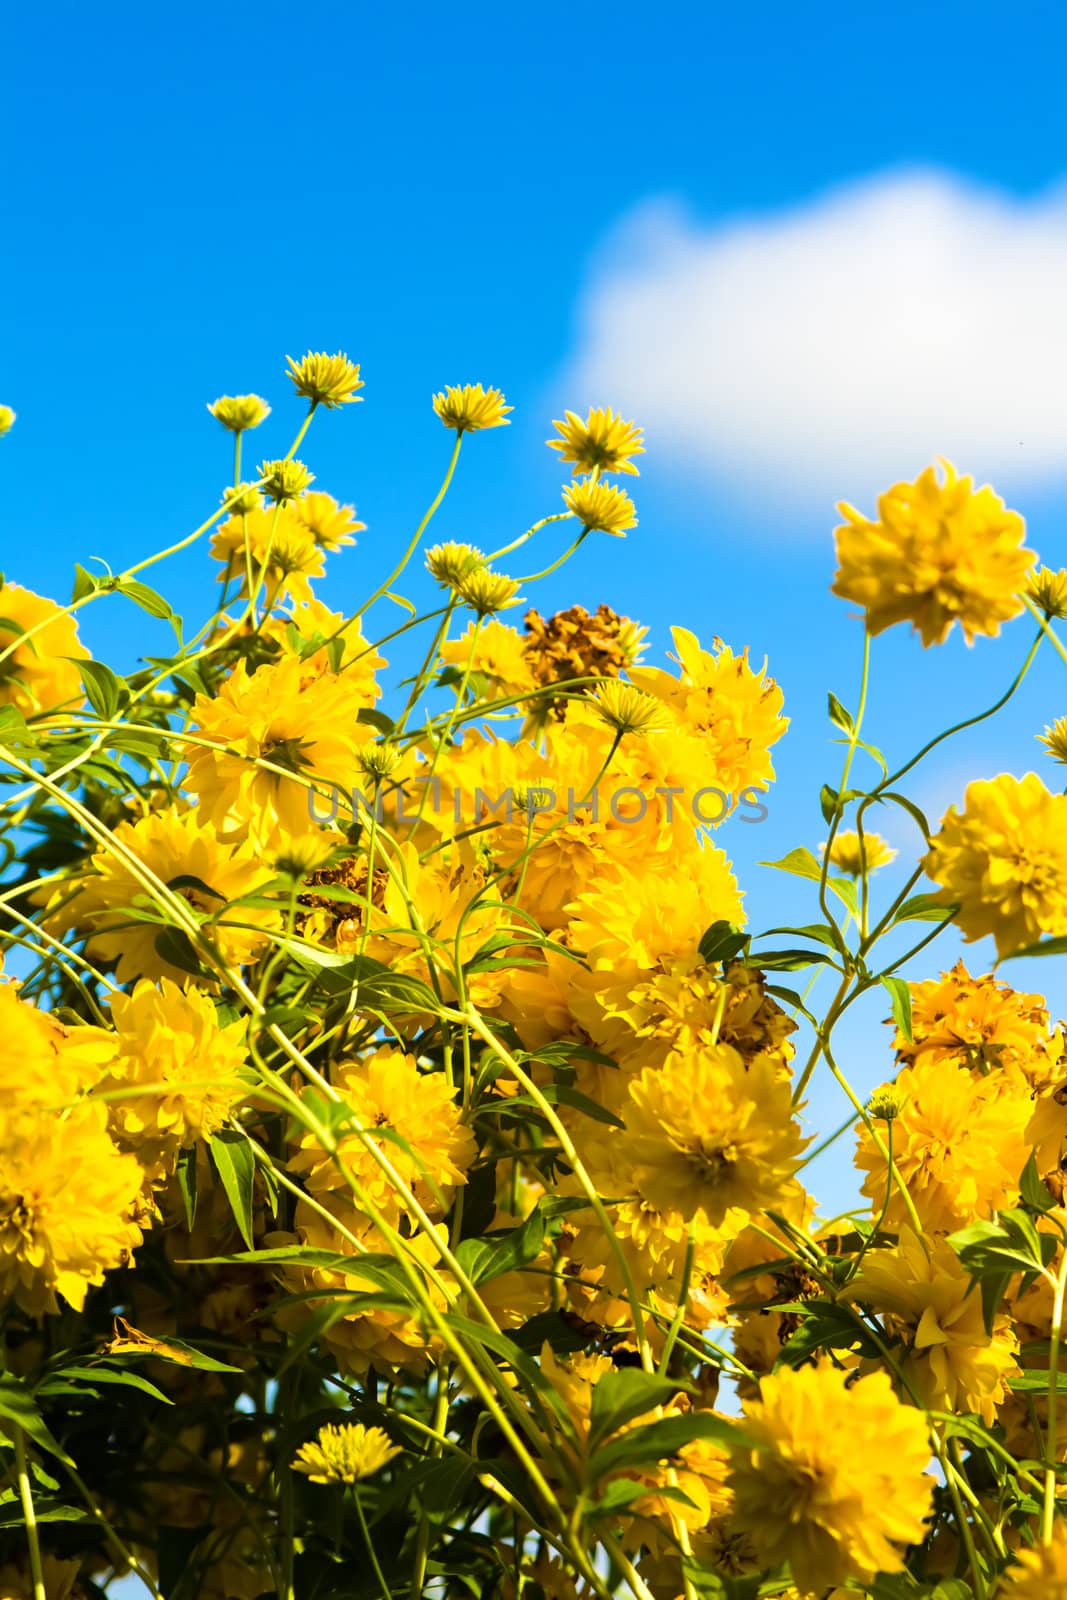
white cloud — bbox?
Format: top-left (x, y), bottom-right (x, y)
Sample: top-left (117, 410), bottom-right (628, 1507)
top-left (562, 170), bottom-right (1067, 511)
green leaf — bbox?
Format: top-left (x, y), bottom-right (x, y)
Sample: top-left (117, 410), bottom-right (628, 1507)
top-left (586, 1412), bottom-right (747, 1486)
top-left (892, 892), bottom-right (955, 925)
top-left (827, 691), bottom-right (854, 733)
top-left (776, 1300), bottom-right (878, 1365)
top-left (41, 1366), bottom-right (173, 1405)
top-left (357, 707), bottom-right (396, 736)
top-left (175, 1143), bottom-right (199, 1230)
top-left (698, 920), bottom-right (749, 966)
top-left (746, 947), bottom-right (839, 973)
top-left (820, 783), bottom-right (839, 823)
top-left (0, 1375), bottom-right (74, 1466)
top-left (77, 659), bottom-right (122, 720)
top-left (1002, 935), bottom-right (1067, 960)
top-left (0, 1502), bottom-right (92, 1529)
top-left (154, 927), bottom-right (204, 977)
top-left (208, 1130), bottom-right (256, 1250)
top-left (455, 1209), bottom-right (546, 1286)
top-left (880, 974), bottom-right (913, 1041)
top-left (587, 1368), bottom-right (684, 1453)
top-left (1020, 1151), bottom-right (1058, 1215)
top-left (758, 847), bottom-right (859, 915)
top-left (116, 577), bottom-right (173, 618)
top-left (71, 562), bottom-right (101, 603)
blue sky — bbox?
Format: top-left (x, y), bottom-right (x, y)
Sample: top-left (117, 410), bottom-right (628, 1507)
top-left (5, 0), bottom-right (1067, 1209)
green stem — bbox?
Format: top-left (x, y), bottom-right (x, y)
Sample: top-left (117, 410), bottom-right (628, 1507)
top-left (14, 1431), bottom-right (46, 1600)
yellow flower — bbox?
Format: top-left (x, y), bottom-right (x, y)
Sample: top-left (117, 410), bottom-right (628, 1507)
top-left (728, 1363), bottom-right (933, 1594)
top-left (432, 383), bottom-right (511, 433)
top-left (257, 457), bottom-right (314, 503)
top-left (259, 596), bottom-right (387, 702)
top-left (455, 567), bottom-right (523, 615)
top-left (854, 1054), bottom-right (1032, 1233)
top-left (630, 628), bottom-right (788, 801)
top-left (286, 351), bottom-right (363, 409)
top-left (1039, 716), bottom-right (1067, 765)
top-left (182, 655), bottom-right (372, 844)
top-left (292, 1422), bottom-right (401, 1484)
top-left (439, 619), bottom-right (535, 699)
top-left (548, 408), bottom-right (644, 476)
top-left (590, 679), bottom-right (668, 737)
top-left (821, 829), bottom-right (896, 875)
top-left (46, 808), bottom-right (280, 986)
top-left (1026, 564), bottom-right (1067, 621)
top-left (210, 505), bottom-right (325, 604)
top-left (291, 490), bottom-right (364, 549)
top-left (851, 1228), bottom-right (1019, 1423)
top-left (426, 541), bottom-right (487, 587)
top-left (1000, 1524), bottom-right (1067, 1597)
top-left (0, 581), bottom-right (89, 716)
top-left (221, 481), bottom-right (264, 516)
top-left (290, 1047), bottom-right (476, 1222)
top-left (0, 405), bottom-right (15, 437)
top-left (104, 978), bottom-right (249, 1154)
top-left (620, 1045), bottom-right (807, 1226)
top-left (924, 772), bottom-right (1067, 957)
top-left (0, 1101), bottom-right (145, 1315)
top-left (0, 972), bottom-right (115, 1110)
top-left (208, 395), bottom-right (270, 432)
top-left (898, 960), bottom-right (1061, 1091)
top-left (832, 460), bottom-right (1035, 646)
top-left (563, 476), bottom-right (637, 537)
top-left (866, 1083), bottom-right (907, 1122)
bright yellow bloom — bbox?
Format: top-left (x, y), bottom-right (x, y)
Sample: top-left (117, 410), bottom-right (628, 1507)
top-left (292, 1422), bottom-right (401, 1483)
top-left (548, 408), bottom-right (644, 477)
top-left (563, 476), bottom-right (637, 536)
top-left (631, 628), bottom-right (787, 800)
top-left (182, 655), bottom-right (372, 844)
top-left (286, 351), bottom-right (363, 409)
top-left (1026, 564), bottom-right (1067, 620)
top-left (924, 773), bottom-right (1067, 957)
top-left (821, 829), bottom-right (896, 875)
top-left (432, 383), bottom-right (511, 433)
top-left (258, 457), bottom-right (314, 503)
top-left (1039, 716), bottom-right (1067, 765)
top-left (260, 596), bottom-right (386, 702)
top-left (290, 1047), bottom-right (476, 1222)
top-left (729, 1363), bottom-right (933, 1594)
top-left (210, 505), bottom-right (325, 604)
top-left (590, 679), bottom-right (668, 737)
top-left (104, 978), bottom-right (249, 1155)
top-left (46, 808), bottom-right (279, 986)
top-left (898, 961), bottom-right (1061, 1092)
top-left (425, 541), bottom-right (487, 587)
top-left (833, 460), bottom-right (1035, 646)
top-left (207, 395), bottom-right (270, 432)
top-left (291, 490), bottom-right (364, 549)
top-left (851, 1228), bottom-right (1019, 1423)
top-left (855, 1054), bottom-right (1032, 1233)
top-left (0, 406), bottom-right (15, 437)
top-left (0, 1101), bottom-right (145, 1315)
top-left (0, 973), bottom-right (115, 1110)
top-left (620, 1045), bottom-right (807, 1226)
top-left (439, 619), bottom-right (536, 699)
top-left (1000, 1526), bottom-right (1067, 1597)
top-left (0, 581), bottom-right (89, 716)
top-left (455, 567), bottom-right (523, 615)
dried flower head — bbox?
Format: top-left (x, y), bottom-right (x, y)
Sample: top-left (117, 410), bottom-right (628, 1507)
top-left (563, 476), bottom-right (638, 537)
top-left (548, 407), bottom-right (644, 476)
top-left (1026, 565), bottom-right (1067, 621)
top-left (222, 481), bottom-right (264, 516)
top-left (591, 679), bottom-right (667, 737)
top-left (286, 351), bottom-right (364, 409)
top-left (291, 1422), bottom-right (401, 1484)
top-left (432, 384), bottom-right (511, 433)
top-left (258, 458), bottom-right (314, 503)
top-left (426, 542), bottom-right (488, 588)
top-left (455, 567), bottom-right (523, 616)
top-left (208, 395), bottom-right (271, 433)
top-left (0, 406), bottom-right (15, 437)
top-left (1038, 716), bottom-right (1067, 766)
